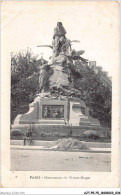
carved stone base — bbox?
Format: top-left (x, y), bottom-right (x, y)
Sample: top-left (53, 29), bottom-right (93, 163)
top-left (12, 97), bottom-right (100, 128)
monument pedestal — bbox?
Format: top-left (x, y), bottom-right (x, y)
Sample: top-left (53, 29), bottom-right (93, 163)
top-left (12, 96), bottom-right (100, 129)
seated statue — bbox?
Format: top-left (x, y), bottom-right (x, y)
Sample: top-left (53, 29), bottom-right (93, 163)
top-left (52, 22), bottom-right (67, 57)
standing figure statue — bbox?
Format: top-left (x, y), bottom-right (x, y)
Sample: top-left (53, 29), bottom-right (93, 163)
top-left (52, 22), bottom-right (67, 57)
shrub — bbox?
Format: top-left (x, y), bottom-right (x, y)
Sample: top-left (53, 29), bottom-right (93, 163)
top-left (83, 130), bottom-right (99, 139)
top-left (68, 129), bottom-right (73, 137)
top-left (40, 132), bottom-right (45, 137)
top-left (11, 129), bottom-right (23, 136)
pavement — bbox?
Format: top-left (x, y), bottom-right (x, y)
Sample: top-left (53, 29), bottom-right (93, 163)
top-left (11, 149), bottom-right (111, 171)
top-left (10, 140), bottom-right (111, 171)
top-left (10, 145), bottom-right (111, 153)
top-left (10, 140), bottom-right (111, 148)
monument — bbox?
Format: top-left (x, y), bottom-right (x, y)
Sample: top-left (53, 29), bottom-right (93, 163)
top-left (12, 22), bottom-right (100, 131)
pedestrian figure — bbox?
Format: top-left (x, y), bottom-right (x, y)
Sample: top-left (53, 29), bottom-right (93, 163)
top-left (23, 128), bottom-right (32, 146)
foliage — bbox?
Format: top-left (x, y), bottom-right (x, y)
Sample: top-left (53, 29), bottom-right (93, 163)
top-left (10, 129), bottom-right (23, 136)
top-left (73, 61), bottom-right (112, 127)
top-left (82, 130), bottom-right (99, 139)
top-left (11, 49), bottom-right (40, 123)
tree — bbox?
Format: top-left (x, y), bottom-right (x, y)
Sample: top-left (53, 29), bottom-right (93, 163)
top-left (11, 49), bottom-right (40, 123)
top-left (11, 49), bottom-right (111, 128)
top-left (73, 61), bottom-right (111, 127)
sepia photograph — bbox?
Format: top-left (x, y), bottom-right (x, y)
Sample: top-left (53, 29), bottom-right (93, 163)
top-left (1, 0), bottom-right (120, 188)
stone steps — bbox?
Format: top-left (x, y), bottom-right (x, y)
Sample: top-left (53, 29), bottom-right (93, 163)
top-left (37, 119), bottom-right (66, 125)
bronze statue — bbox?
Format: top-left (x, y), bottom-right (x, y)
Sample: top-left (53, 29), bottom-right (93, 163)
top-left (37, 22), bottom-right (88, 97)
top-left (52, 22), bottom-right (66, 57)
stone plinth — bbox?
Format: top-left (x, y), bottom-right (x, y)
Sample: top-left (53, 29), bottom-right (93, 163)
top-left (69, 101), bottom-right (90, 126)
top-left (13, 96), bottom-right (70, 126)
top-left (12, 96), bottom-right (100, 129)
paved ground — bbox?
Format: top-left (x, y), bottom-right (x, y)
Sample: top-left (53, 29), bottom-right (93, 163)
top-left (10, 145), bottom-right (111, 153)
top-left (11, 149), bottom-right (111, 171)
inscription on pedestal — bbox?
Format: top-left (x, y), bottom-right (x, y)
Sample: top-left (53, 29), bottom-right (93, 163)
top-left (42, 105), bottom-right (64, 119)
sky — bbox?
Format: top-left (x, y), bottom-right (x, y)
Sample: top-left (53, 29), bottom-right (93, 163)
top-left (2, 1), bottom-right (120, 76)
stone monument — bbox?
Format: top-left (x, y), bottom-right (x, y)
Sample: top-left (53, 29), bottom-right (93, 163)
top-left (12, 22), bottom-right (100, 130)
